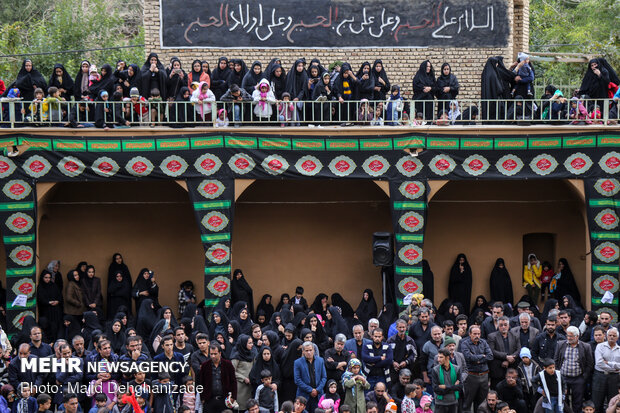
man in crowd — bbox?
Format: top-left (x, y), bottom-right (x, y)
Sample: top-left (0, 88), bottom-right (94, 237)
top-left (63, 394), bottom-right (80, 413)
top-left (190, 333), bottom-right (210, 377)
top-left (421, 326), bottom-right (443, 389)
top-left (387, 319), bottom-right (417, 384)
top-left (364, 318), bottom-right (380, 340)
top-left (199, 342), bottom-right (236, 413)
top-left (294, 341), bottom-right (326, 413)
top-left (556, 310), bottom-right (572, 336)
top-left (54, 343), bottom-right (83, 407)
top-left (153, 334), bottom-right (187, 387)
top-left (442, 320), bottom-right (461, 347)
top-left (580, 311), bottom-right (598, 342)
top-left (592, 325), bottom-right (607, 354)
top-left (510, 301), bottom-right (541, 330)
top-left (29, 326), bottom-right (53, 357)
top-left (495, 368), bottom-right (527, 413)
top-left (432, 348), bottom-right (463, 413)
top-left (530, 315), bottom-right (565, 365)
top-left (554, 325), bottom-right (593, 411)
top-left (362, 328), bottom-right (393, 388)
top-left (459, 325), bottom-right (493, 412)
top-left (476, 390), bottom-right (499, 413)
top-left (119, 335), bottom-right (151, 382)
top-left (345, 324), bottom-right (371, 361)
top-left (389, 368), bottom-right (411, 407)
top-left (71, 336), bottom-right (86, 361)
top-left (510, 312), bottom-right (539, 349)
top-left (173, 326), bottom-right (193, 361)
top-left (365, 382), bottom-right (391, 413)
top-left (487, 316), bottom-right (519, 388)
top-left (325, 333), bottom-right (350, 390)
top-left (8, 343), bottom-right (42, 390)
top-left (481, 302), bottom-right (504, 338)
top-left (409, 308), bottom-right (436, 377)
top-left (593, 327), bottom-right (620, 413)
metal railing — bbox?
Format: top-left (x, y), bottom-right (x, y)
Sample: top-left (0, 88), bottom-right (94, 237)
top-left (0, 97), bottom-right (617, 128)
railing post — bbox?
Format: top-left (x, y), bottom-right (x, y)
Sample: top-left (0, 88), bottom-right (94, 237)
top-left (8, 101), bottom-right (15, 129)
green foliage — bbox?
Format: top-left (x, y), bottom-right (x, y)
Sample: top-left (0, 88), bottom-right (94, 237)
top-left (530, 0), bottom-right (620, 89)
top-left (0, 0), bottom-right (144, 87)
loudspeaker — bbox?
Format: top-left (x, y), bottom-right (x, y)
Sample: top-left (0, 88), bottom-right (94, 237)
top-left (372, 232), bottom-right (393, 266)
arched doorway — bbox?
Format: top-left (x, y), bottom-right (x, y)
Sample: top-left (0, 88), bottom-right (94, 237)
top-left (37, 181), bottom-right (204, 315)
top-left (232, 179), bottom-right (392, 309)
top-left (424, 179), bottom-right (587, 309)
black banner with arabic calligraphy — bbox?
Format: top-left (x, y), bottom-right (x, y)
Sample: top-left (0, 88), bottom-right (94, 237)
top-left (161, 0), bottom-right (509, 48)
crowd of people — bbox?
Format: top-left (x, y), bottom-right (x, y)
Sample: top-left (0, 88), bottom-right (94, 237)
top-left (0, 54), bottom-right (619, 127)
top-left (0, 251), bottom-right (615, 413)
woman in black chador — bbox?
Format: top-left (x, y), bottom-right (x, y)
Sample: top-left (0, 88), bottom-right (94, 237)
top-left (448, 253), bottom-right (473, 314)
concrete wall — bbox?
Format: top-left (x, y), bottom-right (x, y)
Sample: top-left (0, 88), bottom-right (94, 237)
top-left (424, 179), bottom-right (588, 308)
top-left (231, 179), bottom-right (392, 309)
top-left (37, 181), bottom-right (204, 316)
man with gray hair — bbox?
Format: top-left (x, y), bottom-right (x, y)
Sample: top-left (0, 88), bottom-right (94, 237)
top-left (593, 327), bottom-right (620, 412)
top-left (364, 318), bottom-right (380, 340)
top-left (324, 333), bottom-right (351, 391)
top-left (294, 340), bottom-right (326, 413)
top-left (509, 312), bottom-right (539, 348)
top-left (554, 325), bottom-right (593, 412)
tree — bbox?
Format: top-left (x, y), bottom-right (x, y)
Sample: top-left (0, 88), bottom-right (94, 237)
top-left (530, 0), bottom-right (619, 89)
top-left (0, 0), bottom-right (144, 88)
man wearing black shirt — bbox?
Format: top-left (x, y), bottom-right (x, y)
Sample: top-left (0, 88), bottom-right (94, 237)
top-left (199, 343), bottom-right (237, 413)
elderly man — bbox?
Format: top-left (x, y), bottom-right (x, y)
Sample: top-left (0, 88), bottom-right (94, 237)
top-left (294, 341), bottom-right (327, 413)
top-left (387, 318), bottom-right (417, 384)
top-left (593, 327), bottom-right (620, 413)
top-left (510, 301), bottom-right (541, 330)
top-left (488, 316), bottom-right (519, 388)
top-left (459, 325), bottom-right (493, 413)
top-left (389, 368), bottom-right (411, 407)
top-left (345, 324), bottom-right (371, 362)
top-left (554, 325), bottom-right (592, 412)
top-left (364, 318), bottom-right (380, 340)
top-left (325, 333), bottom-right (351, 390)
top-left (509, 312), bottom-right (539, 349)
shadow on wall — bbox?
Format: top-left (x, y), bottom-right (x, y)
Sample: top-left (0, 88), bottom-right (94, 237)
top-left (37, 181), bottom-right (204, 316)
top-left (424, 179), bottom-right (587, 309)
top-left (232, 179), bottom-right (392, 311)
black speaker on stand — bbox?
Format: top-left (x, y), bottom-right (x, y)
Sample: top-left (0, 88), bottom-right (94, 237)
top-left (373, 232), bottom-right (395, 305)
top-left (372, 232), bottom-right (393, 266)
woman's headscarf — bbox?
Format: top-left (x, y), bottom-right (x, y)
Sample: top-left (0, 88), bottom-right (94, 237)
top-left (275, 294), bottom-right (290, 312)
top-left (553, 258), bottom-right (582, 305)
top-left (136, 299), bottom-right (158, 338)
top-left (326, 306), bottom-right (349, 338)
top-left (378, 303), bottom-right (396, 333)
top-left (355, 289), bottom-right (378, 326)
top-left (228, 320), bottom-right (241, 343)
top-left (106, 319), bottom-right (126, 354)
top-left (435, 63), bottom-right (460, 99)
top-left (249, 346), bottom-right (281, 387)
top-left (280, 338), bottom-right (302, 378)
top-left (13, 59), bottom-right (47, 100)
top-left (48, 63), bottom-right (75, 98)
top-left (490, 258), bottom-right (513, 305)
top-left (412, 60), bottom-right (435, 95)
top-left (330, 293), bottom-right (355, 319)
top-left (285, 59), bottom-right (308, 100)
top-left (310, 293), bottom-right (329, 316)
top-left (230, 334), bottom-right (257, 362)
top-left (578, 58), bottom-right (612, 99)
top-left (256, 294), bottom-right (274, 322)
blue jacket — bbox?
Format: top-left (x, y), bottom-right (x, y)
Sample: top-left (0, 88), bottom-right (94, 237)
top-left (344, 338), bottom-right (371, 359)
top-left (293, 355), bottom-right (327, 399)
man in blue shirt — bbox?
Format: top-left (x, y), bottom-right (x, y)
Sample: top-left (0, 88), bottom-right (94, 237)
top-left (153, 335), bottom-right (187, 388)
